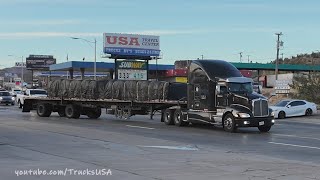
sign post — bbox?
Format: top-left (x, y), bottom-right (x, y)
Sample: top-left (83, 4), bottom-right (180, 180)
top-left (103, 33), bottom-right (160, 80)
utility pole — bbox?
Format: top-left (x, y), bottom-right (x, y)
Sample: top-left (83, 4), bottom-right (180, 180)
top-left (201, 55), bottom-right (204, 60)
top-left (275, 32), bottom-right (283, 80)
top-left (239, 52), bottom-right (243, 63)
top-left (247, 55), bottom-right (250, 63)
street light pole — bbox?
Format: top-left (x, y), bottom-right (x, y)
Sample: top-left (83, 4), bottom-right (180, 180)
top-left (70, 37), bottom-right (97, 80)
top-left (275, 32), bottom-right (283, 80)
top-left (94, 38), bottom-right (97, 80)
top-left (8, 55), bottom-right (24, 87)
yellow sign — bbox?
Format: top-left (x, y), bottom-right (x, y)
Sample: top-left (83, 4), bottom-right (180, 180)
top-left (175, 77), bottom-right (187, 83)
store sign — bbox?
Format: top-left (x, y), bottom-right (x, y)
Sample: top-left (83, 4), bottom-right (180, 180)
top-left (26, 55), bottom-right (56, 70)
top-left (275, 80), bottom-right (291, 94)
top-left (116, 61), bottom-right (147, 70)
top-left (15, 62), bottom-right (26, 67)
top-left (117, 69), bottom-right (147, 80)
top-left (103, 33), bottom-right (160, 56)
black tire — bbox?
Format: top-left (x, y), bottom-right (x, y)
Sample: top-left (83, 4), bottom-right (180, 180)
top-left (65, 104), bottom-right (81, 119)
top-left (223, 113), bottom-right (237, 133)
top-left (58, 107), bottom-right (66, 117)
top-left (258, 125), bottom-right (271, 132)
top-left (278, 111), bottom-right (286, 119)
top-left (86, 108), bottom-right (102, 119)
top-left (164, 109), bottom-right (174, 125)
top-left (19, 100), bottom-right (22, 109)
top-left (37, 104), bottom-right (52, 117)
top-left (305, 108), bottom-right (313, 116)
top-left (174, 109), bottom-right (189, 127)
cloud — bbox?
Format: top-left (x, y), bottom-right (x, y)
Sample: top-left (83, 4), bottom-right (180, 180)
top-left (3, 19), bottom-right (84, 26)
top-left (0, 32), bottom-right (101, 39)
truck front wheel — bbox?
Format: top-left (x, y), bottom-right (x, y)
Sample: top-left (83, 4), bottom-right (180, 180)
top-left (164, 109), bottom-right (174, 125)
top-left (65, 104), bottom-right (81, 119)
top-left (258, 125), bottom-right (271, 133)
top-left (37, 104), bottom-right (52, 117)
top-left (223, 113), bottom-right (237, 133)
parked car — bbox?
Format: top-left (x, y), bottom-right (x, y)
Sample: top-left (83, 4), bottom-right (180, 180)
top-left (0, 91), bottom-right (15, 105)
top-left (270, 99), bottom-right (317, 119)
top-left (10, 88), bottom-right (22, 97)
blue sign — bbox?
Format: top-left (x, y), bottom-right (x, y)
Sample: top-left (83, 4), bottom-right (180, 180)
top-left (104, 47), bottom-right (160, 56)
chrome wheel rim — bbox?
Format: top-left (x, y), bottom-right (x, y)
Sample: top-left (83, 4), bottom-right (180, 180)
top-left (224, 117), bottom-right (233, 129)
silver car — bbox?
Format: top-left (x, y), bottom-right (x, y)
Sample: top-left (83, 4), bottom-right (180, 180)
top-left (0, 91), bottom-right (15, 105)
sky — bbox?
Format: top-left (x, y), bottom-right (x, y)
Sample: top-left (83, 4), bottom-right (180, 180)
top-left (1, 0), bottom-right (320, 68)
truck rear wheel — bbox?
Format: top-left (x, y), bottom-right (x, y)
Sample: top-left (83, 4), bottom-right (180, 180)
top-left (86, 108), bottom-right (102, 119)
top-left (37, 104), bottom-right (52, 117)
top-left (164, 109), bottom-right (174, 125)
top-left (58, 107), bottom-right (66, 117)
top-left (223, 113), bottom-right (237, 133)
top-left (174, 109), bottom-right (189, 126)
top-left (258, 125), bottom-right (271, 132)
top-left (65, 104), bottom-right (81, 119)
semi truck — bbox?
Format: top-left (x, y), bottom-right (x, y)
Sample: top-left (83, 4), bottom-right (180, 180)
top-left (22, 60), bottom-right (274, 133)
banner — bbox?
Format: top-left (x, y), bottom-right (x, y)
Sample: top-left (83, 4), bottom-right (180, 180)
top-left (103, 33), bottom-right (160, 56)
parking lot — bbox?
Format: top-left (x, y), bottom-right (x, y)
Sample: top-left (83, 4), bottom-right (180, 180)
top-left (1, 105), bottom-right (320, 180)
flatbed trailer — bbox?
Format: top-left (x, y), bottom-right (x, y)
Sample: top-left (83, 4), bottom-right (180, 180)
top-left (23, 96), bottom-right (187, 120)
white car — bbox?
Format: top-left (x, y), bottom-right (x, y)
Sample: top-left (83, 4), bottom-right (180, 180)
top-left (270, 99), bottom-right (317, 119)
top-left (16, 89), bottom-right (47, 108)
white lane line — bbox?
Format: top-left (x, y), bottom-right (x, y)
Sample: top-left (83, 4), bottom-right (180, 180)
top-left (125, 125), bottom-right (155, 130)
top-left (139, 145), bottom-right (199, 151)
top-left (273, 134), bottom-right (320, 141)
top-left (268, 142), bottom-right (320, 150)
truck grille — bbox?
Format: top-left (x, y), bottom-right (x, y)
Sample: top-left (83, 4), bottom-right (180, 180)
top-left (252, 99), bottom-right (269, 117)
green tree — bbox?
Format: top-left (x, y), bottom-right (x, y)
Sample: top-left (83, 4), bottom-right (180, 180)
top-left (290, 72), bottom-right (320, 104)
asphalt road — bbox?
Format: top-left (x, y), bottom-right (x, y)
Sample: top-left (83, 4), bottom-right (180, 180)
top-left (1, 105), bottom-right (320, 180)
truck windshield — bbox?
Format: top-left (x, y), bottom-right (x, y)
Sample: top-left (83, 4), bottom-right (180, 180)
top-left (30, 90), bottom-right (47, 95)
top-left (227, 82), bottom-right (253, 94)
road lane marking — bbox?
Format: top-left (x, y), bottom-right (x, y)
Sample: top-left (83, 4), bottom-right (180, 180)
top-left (273, 134), bottom-right (320, 141)
top-left (268, 142), bottom-right (320, 150)
top-left (139, 145), bottom-right (199, 151)
top-left (125, 125), bottom-right (155, 130)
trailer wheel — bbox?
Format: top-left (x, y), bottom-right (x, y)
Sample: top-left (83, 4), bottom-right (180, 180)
top-left (58, 107), bottom-right (66, 117)
top-left (164, 109), bottom-right (174, 125)
top-left (86, 108), bottom-right (102, 119)
top-left (18, 100), bottom-right (22, 109)
top-left (65, 104), bottom-right (81, 119)
top-left (174, 109), bottom-right (189, 126)
top-left (223, 113), bottom-right (237, 133)
top-left (258, 125), bottom-right (271, 133)
top-left (37, 104), bottom-right (52, 117)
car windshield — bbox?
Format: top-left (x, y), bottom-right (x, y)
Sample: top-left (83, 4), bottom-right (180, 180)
top-left (227, 82), bottom-right (253, 94)
top-left (30, 90), bottom-right (47, 95)
top-left (0, 92), bottom-right (11, 96)
top-left (275, 100), bottom-right (290, 107)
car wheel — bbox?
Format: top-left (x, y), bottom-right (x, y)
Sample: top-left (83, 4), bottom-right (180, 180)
top-left (164, 109), bottom-right (174, 125)
top-left (258, 125), bottom-right (271, 132)
top-left (174, 109), bottom-right (189, 127)
top-left (223, 113), bottom-right (237, 133)
top-left (278, 111), bottom-right (286, 119)
top-left (305, 108), bottom-right (313, 116)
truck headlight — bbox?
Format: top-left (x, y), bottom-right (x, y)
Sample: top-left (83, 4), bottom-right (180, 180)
top-left (271, 111), bottom-right (275, 117)
top-left (238, 113), bottom-right (251, 118)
